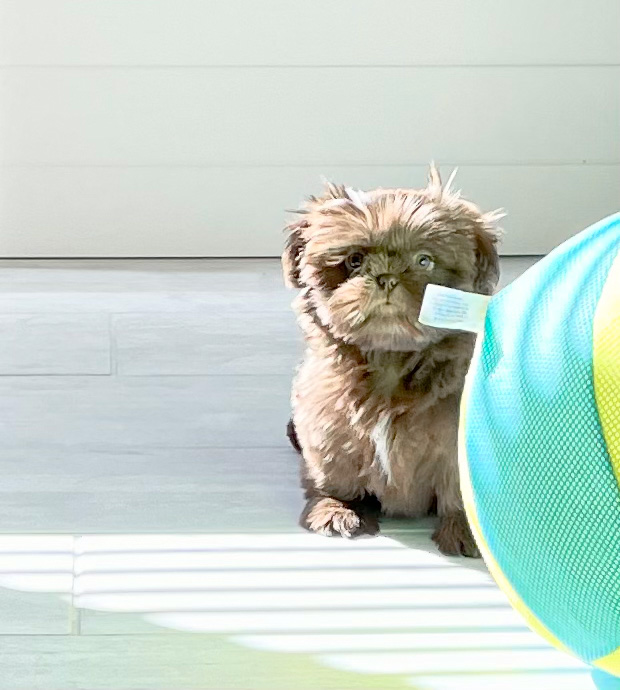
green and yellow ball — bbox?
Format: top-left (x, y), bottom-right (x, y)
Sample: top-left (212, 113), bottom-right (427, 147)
top-left (459, 214), bottom-right (620, 675)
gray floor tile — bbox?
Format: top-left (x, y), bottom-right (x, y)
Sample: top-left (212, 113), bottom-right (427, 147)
top-left (0, 489), bottom-right (299, 535)
top-left (0, 259), bottom-right (284, 291)
top-left (0, 448), bottom-right (301, 533)
top-left (0, 259), bottom-right (292, 315)
top-left (0, 632), bottom-right (402, 690)
top-left (0, 314), bottom-right (111, 375)
top-left (0, 587), bottom-right (73, 634)
top-left (113, 311), bottom-right (301, 376)
top-left (0, 634), bottom-right (233, 690)
top-left (0, 536), bottom-right (73, 634)
top-left (0, 288), bottom-right (294, 315)
top-left (3, 635), bottom-right (590, 690)
top-left (0, 375), bottom-right (292, 449)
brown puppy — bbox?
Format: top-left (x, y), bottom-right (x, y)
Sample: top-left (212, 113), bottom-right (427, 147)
top-left (283, 167), bottom-right (501, 557)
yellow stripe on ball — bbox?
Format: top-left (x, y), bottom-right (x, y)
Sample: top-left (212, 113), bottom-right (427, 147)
top-left (593, 252), bottom-right (620, 488)
top-left (591, 252), bottom-right (620, 672)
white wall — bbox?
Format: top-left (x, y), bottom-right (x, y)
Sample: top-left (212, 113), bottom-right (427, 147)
top-left (1, 1), bottom-right (618, 257)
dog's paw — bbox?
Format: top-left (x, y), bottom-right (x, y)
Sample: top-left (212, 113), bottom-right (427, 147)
top-left (304, 498), bottom-right (378, 538)
top-left (432, 511), bottom-right (481, 558)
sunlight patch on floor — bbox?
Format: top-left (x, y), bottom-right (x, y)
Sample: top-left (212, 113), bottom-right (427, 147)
top-left (0, 532), bottom-right (596, 689)
top-left (234, 631), bottom-right (549, 653)
top-left (321, 648), bottom-right (587, 674)
top-left (0, 536), bottom-right (73, 593)
top-left (409, 672), bottom-right (595, 690)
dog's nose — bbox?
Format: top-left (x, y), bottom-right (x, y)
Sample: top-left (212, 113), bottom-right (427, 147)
top-left (376, 274), bottom-right (399, 293)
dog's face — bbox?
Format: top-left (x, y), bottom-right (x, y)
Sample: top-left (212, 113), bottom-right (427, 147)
top-left (283, 168), bottom-right (502, 352)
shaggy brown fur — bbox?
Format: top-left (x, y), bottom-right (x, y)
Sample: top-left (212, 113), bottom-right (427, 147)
top-left (282, 167), bottom-right (501, 557)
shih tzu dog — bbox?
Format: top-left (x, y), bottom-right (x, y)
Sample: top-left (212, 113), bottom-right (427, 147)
top-left (282, 167), bottom-right (502, 557)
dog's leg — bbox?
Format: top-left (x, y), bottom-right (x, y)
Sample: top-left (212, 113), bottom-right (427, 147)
top-left (432, 510), bottom-right (480, 558)
top-left (293, 402), bottom-right (378, 538)
top-left (299, 456), bottom-right (379, 538)
top-left (430, 402), bottom-right (480, 558)
top-left (432, 459), bottom-right (480, 558)
top-left (301, 494), bottom-right (379, 538)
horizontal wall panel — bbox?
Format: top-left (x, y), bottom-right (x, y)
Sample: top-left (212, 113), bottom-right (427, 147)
top-left (1, 0), bottom-right (618, 66)
top-left (2, 67), bottom-right (618, 166)
top-left (1, 165), bottom-right (617, 257)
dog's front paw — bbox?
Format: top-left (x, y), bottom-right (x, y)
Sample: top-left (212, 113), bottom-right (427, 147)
top-left (433, 511), bottom-right (481, 558)
top-left (303, 497), bottom-right (378, 538)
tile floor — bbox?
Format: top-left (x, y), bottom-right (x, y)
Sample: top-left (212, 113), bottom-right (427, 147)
top-left (0, 257), bottom-right (599, 689)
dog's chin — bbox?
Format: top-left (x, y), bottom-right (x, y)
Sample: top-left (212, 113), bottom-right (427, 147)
top-left (343, 315), bottom-right (437, 353)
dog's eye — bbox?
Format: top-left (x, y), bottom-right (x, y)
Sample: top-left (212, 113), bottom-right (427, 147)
top-left (345, 252), bottom-right (365, 271)
top-left (417, 254), bottom-right (434, 270)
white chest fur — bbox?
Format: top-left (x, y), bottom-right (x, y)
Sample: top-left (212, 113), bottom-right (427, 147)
top-left (370, 412), bottom-right (394, 485)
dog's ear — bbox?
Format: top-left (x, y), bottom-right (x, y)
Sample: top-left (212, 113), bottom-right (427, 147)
top-left (282, 219), bottom-right (309, 289)
top-left (281, 180), bottom-right (346, 288)
top-left (474, 212), bottom-right (504, 295)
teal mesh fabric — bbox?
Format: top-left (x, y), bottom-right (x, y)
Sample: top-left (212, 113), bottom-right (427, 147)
top-left (593, 669), bottom-right (620, 689)
top-left (465, 214), bottom-right (620, 662)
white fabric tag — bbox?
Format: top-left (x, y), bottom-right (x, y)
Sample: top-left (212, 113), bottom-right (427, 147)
top-left (419, 284), bottom-right (491, 333)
